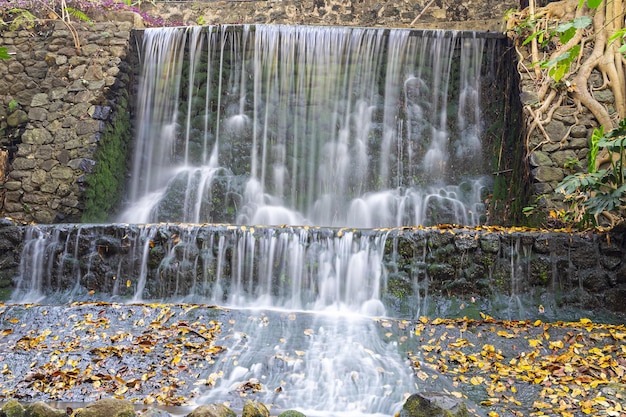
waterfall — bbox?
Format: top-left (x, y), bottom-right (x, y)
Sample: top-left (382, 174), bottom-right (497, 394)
top-left (7, 25), bottom-right (506, 416)
top-left (119, 25), bottom-right (492, 227)
top-left (11, 224), bottom-right (415, 415)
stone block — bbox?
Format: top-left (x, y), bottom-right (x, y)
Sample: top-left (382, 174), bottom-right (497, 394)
top-left (30, 92), bottom-right (49, 107)
top-left (31, 169), bottom-right (49, 185)
top-left (3, 181), bottom-right (22, 191)
top-left (50, 87), bottom-right (68, 100)
top-left (33, 209), bottom-right (55, 224)
top-left (6, 110), bottom-right (28, 127)
top-left (76, 119), bottom-right (104, 135)
top-left (40, 181), bottom-right (60, 194)
top-left (22, 128), bottom-right (53, 145)
top-left (528, 151), bottom-right (553, 167)
top-left (551, 149), bottom-right (578, 169)
top-left (11, 157), bottom-right (36, 170)
top-left (50, 166), bottom-right (75, 180)
top-left (3, 202), bottom-right (24, 212)
top-left (7, 61), bottom-right (24, 74)
top-left (40, 160), bottom-right (59, 171)
top-left (28, 107), bottom-right (48, 122)
top-left (570, 125), bottom-right (588, 138)
top-left (68, 64), bottom-right (87, 80)
top-left (9, 170), bottom-right (30, 180)
top-left (532, 166), bottom-right (564, 183)
top-left (88, 105), bottom-right (111, 120)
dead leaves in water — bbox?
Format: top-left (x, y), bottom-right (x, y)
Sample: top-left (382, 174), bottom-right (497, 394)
top-left (0, 302), bottom-right (224, 406)
top-left (406, 314), bottom-right (626, 417)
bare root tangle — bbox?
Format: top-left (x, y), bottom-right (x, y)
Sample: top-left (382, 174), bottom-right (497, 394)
top-left (510, 0), bottom-right (625, 142)
top-left (509, 0), bottom-right (626, 227)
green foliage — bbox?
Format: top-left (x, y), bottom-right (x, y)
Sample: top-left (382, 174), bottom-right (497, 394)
top-left (580, 0), bottom-right (603, 8)
top-left (556, 119), bottom-right (626, 225)
top-left (0, 47), bottom-right (10, 60)
top-left (588, 126), bottom-right (602, 173)
top-left (8, 99), bottom-right (18, 113)
top-left (5, 8), bottom-right (37, 30)
top-left (609, 28), bottom-right (626, 56)
top-left (64, 6), bottom-right (92, 23)
top-left (521, 16), bottom-right (592, 82)
top-left (82, 101), bottom-right (131, 223)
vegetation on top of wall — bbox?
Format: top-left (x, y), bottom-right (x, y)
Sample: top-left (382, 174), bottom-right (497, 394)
top-left (0, 0), bottom-right (177, 28)
top-left (82, 99), bottom-right (131, 223)
top-left (507, 0), bottom-right (626, 230)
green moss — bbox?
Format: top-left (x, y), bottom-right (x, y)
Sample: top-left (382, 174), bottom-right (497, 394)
top-left (2, 400), bottom-right (25, 417)
top-left (81, 98), bottom-right (131, 223)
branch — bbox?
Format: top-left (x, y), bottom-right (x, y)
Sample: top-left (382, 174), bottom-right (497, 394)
top-left (411, 0), bottom-right (436, 26)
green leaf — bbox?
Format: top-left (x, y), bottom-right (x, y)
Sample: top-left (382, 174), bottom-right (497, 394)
top-left (0, 47), bottom-right (10, 60)
top-left (549, 64), bottom-right (567, 82)
top-left (572, 16), bottom-right (592, 29)
top-left (522, 30), bottom-right (545, 46)
top-left (588, 127), bottom-right (603, 173)
top-left (609, 28), bottom-right (626, 43)
top-left (587, 0), bottom-right (603, 8)
top-left (65, 7), bottom-right (92, 23)
top-left (555, 21), bottom-right (574, 33)
top-left (598, 135), bottom-right (626, 151)
top-left (558, 26), bottom-right (577, 44)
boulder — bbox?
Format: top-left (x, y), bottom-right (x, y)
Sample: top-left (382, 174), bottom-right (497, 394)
top-left (242, 400), bottom-right (269, 417)
top-left (277, 411), bottom-right (307, 417)
top-left (186, 404), bottom-right (236, 417)
top-left (399, 392), bottom-right (468, 417)
top-left (75, 398), bottom-right (135, 417)
top-left (2, 400), bottom-right (25, 417)
top-left (25, 402), bottom-right (66, 417)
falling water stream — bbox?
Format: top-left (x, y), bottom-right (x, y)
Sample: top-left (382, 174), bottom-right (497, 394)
top-left (5, 25), bottom-right (508, 416)
top-left (120, 25), bottom-right (492, 227)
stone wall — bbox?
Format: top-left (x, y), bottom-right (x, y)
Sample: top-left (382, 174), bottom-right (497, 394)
top-left (520, 65), bottom-right (616, 220)
top-left (144, 0), bottom-right (518, 31)
top-left (0, 16), bottom-right (135, 223)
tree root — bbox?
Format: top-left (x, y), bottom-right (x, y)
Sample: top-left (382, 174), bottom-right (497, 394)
top-left (509, 0), bottom-right (626, 229)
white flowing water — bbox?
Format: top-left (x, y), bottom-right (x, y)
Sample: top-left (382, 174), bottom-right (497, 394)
top-left (10, 225), bottom-right (422, 416)
top-left (10, 26), bottom-right (498, 416)
top-left (119, 25), bottom-right (490, 227)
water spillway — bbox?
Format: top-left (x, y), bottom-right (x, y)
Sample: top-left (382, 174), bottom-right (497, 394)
top-left (120, 25), bottom-right (502, 227)
top-left (0, 25), bottom-right (532, 416)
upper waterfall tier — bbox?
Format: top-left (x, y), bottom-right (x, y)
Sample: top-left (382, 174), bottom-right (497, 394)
top-left (120, 25), bottom-right (501, 227)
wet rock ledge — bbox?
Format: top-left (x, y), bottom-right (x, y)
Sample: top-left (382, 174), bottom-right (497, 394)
top-left (1, 394), bottom-right (468, 417)
top-left (1, 220), bottom-right (626, 317)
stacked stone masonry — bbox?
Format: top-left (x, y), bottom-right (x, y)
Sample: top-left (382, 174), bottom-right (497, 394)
top-left (0, 17), bottom-right (134, 223)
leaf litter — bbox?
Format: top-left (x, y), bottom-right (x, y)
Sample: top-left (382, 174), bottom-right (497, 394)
top-left (405, 314), bottom-right (626, 417)
top-left (0, 302), bottom-right (624, 417)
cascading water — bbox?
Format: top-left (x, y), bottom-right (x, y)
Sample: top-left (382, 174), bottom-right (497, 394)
top-left (119, 25), bottom-right (493, 228)
top-left (6, 25), bottom-right (507, 416)
top-left (10, 224), bottom-right (422, 415)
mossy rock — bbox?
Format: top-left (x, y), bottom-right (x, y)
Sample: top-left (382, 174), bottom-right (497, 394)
top-left (241, 400), bottom-right (269, 417)
top-left (2, 400), bottom-right (25, 417)
top-left (75, 398), bottom-right (135, 417)
top-left (399, 392), bottom-right (468, 417)
top-left (186, 404), bottom-right (236, 417)
top-left (25, 402), bottom-right (66, 417)
top-left (277, 411), bottom-right (307, 417)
